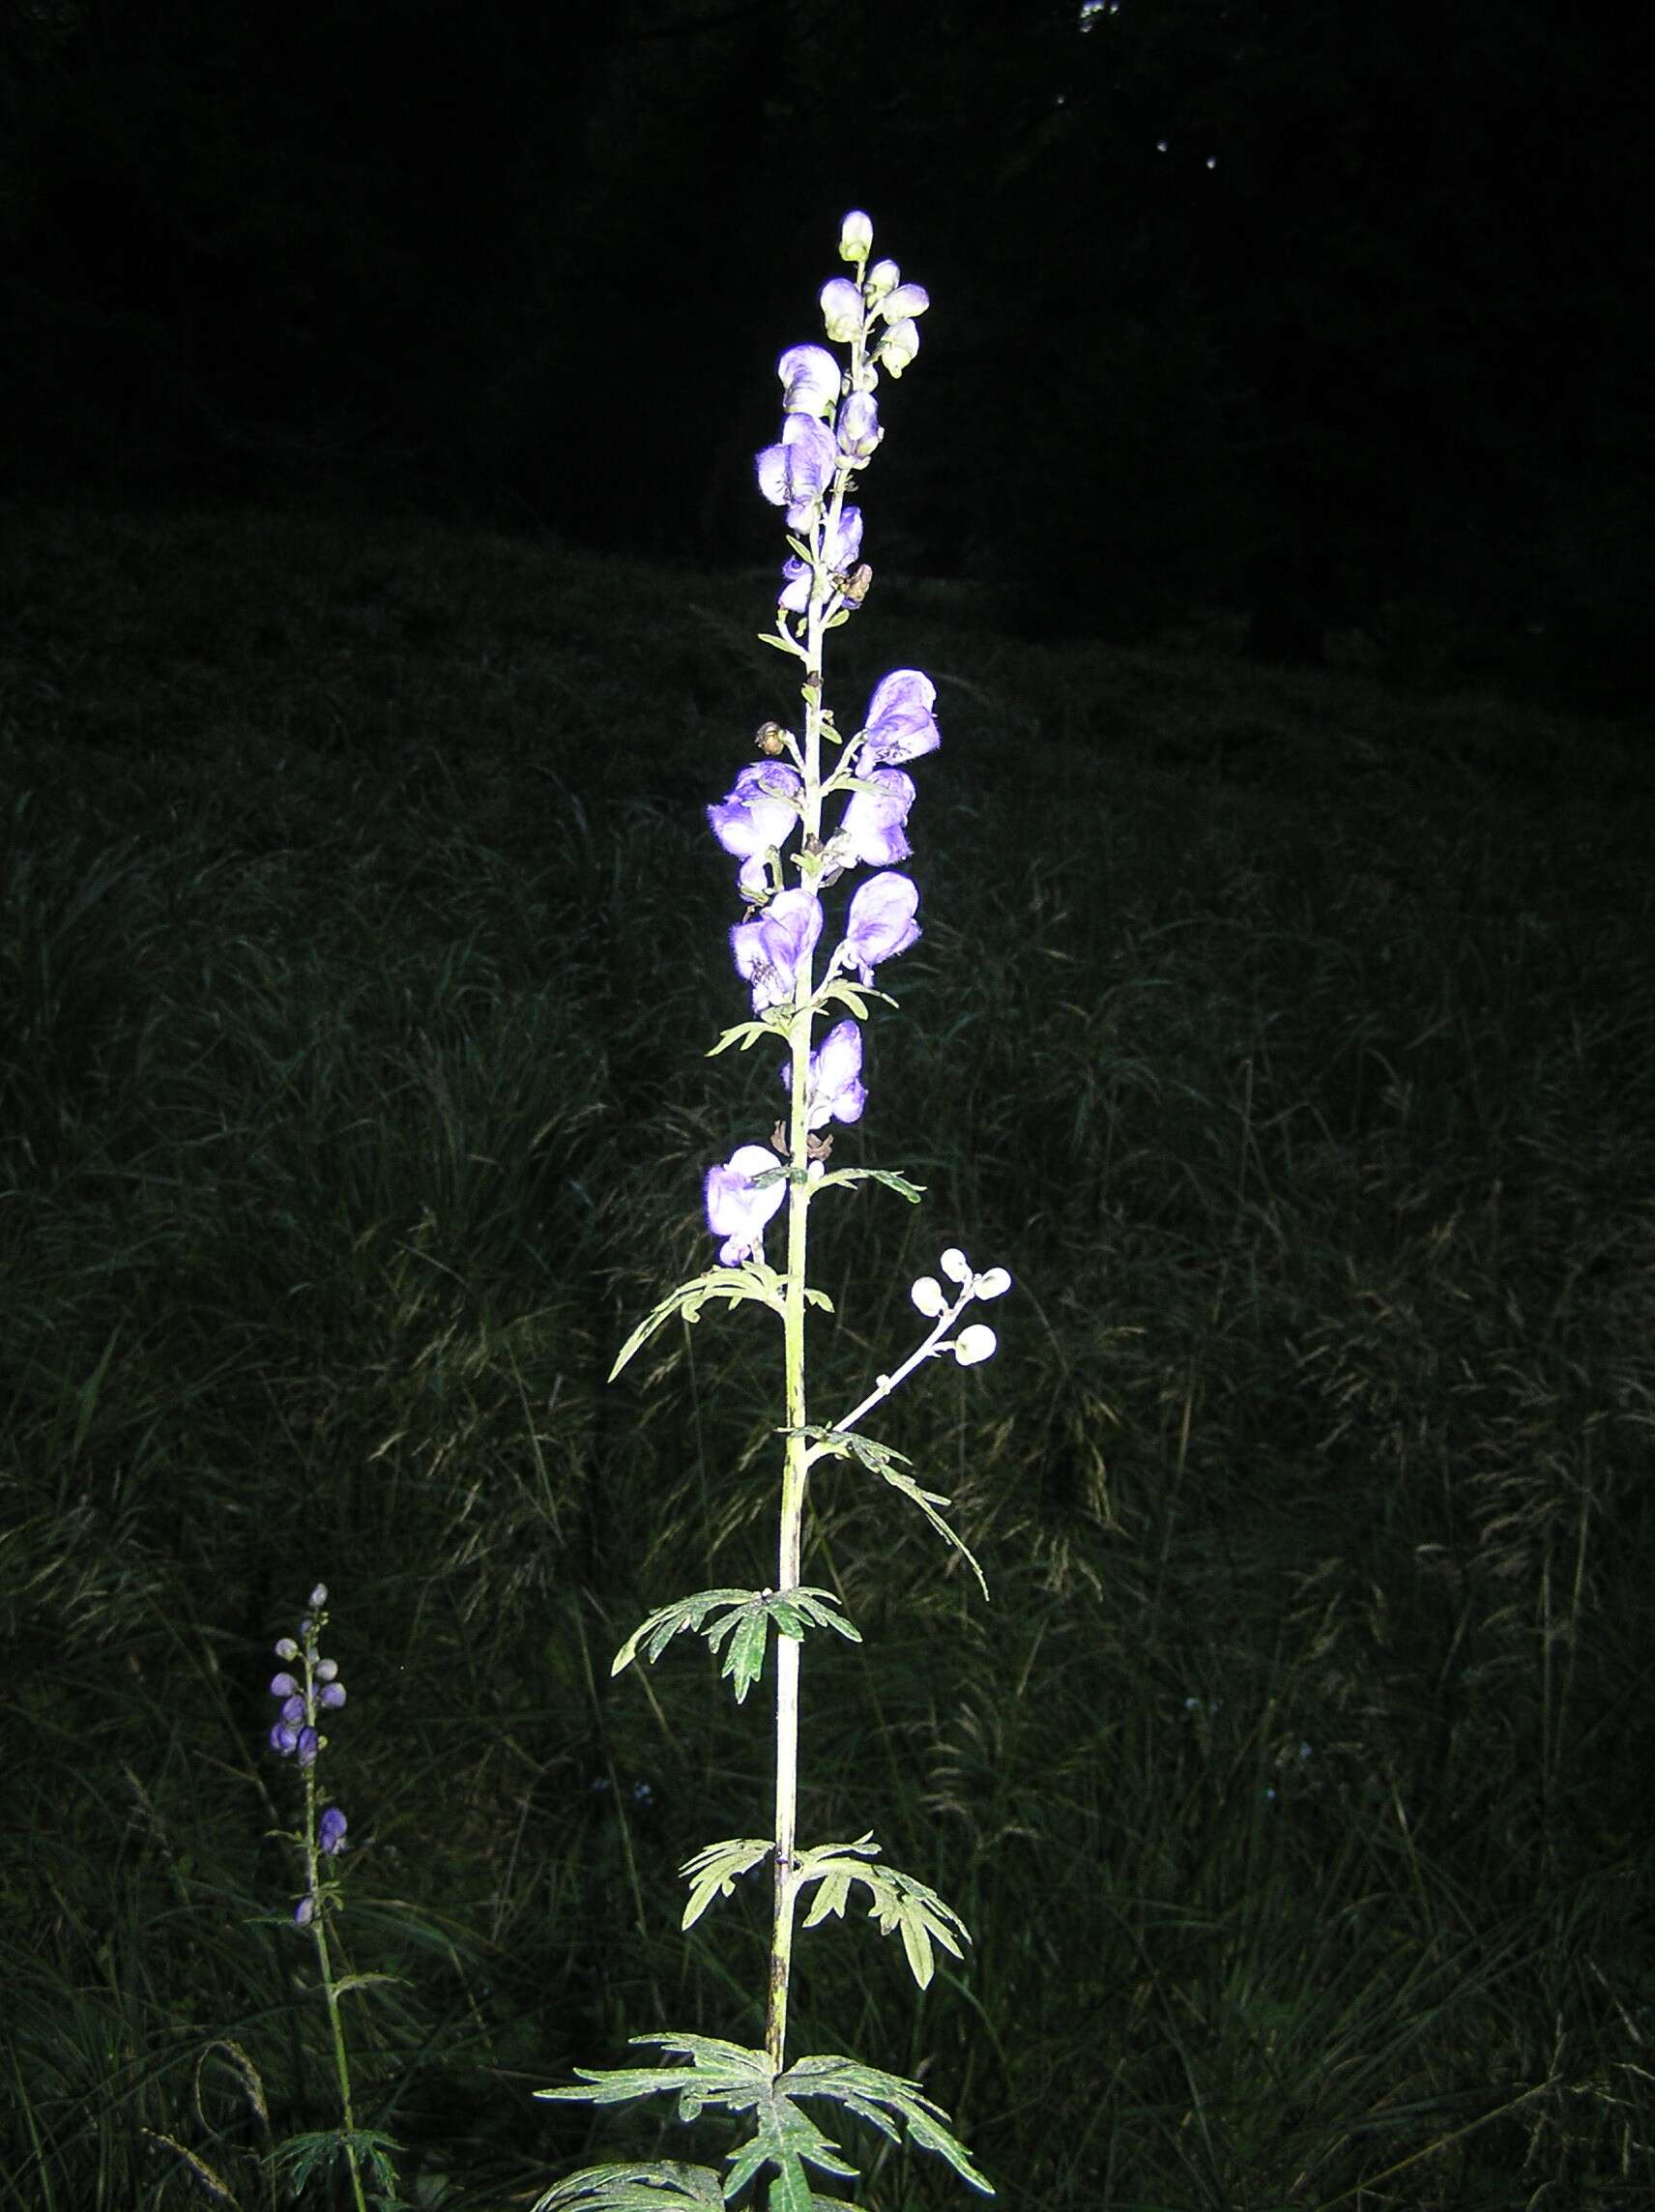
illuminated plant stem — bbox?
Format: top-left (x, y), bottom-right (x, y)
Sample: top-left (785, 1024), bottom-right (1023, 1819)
top-left (301, 1706), bottom-right (367, 2212)
top-left (766, 420), bottom-right (854, 2074)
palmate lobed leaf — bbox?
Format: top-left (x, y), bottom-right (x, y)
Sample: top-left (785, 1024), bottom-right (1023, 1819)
top-left (795, 1834), bottom-right (971, 1990)
top-left (814, 976), bottom-right (892, 1025)
top-left (612, 1586), bottom-right (860, 1703)
top-left (537, 2032), bottom-right (770, 2116)
top-left (780, 2054), bottom-right (995, 2197)
top-left (802, 1430), bottom-right (989, 1598)
top-left (677, 1835), bottom-right (771, 1931)
top-left (531, 2160), bottom-right (725, 2212)
top-left (537, 2035), bottom-right (992, 2200)
top-left (811, 1165), bottom-right (926, 1204)
top-left (706, 1015), bottom-right (788, 1058)
top-left (720, 2087), bottom-right (857, 2210)
top-left (608, 1265), bottom-right (788, 1382)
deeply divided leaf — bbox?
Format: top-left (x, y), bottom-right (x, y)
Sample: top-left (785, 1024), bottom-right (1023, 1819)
top-left (531, 2163), bottom-right (725, 2212)
top-left (609, 1266), bottom-right (787, 1382)
top-left (795, 1835), bottom-right (971, 1990)
top-left (613, 1586), bottom-right (859, 1701)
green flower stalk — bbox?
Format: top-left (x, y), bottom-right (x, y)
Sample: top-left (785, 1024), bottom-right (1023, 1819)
top-left (537, 212), bottom-right (1011, 2212)
top-left (266, 1586), bottom-right (397, 2210)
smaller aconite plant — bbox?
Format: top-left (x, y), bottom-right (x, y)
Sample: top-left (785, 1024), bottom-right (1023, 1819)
top-left (535, 212), bottom-right (1011, 2212)
top-left (266, 1586), bottom-right (398, 2209)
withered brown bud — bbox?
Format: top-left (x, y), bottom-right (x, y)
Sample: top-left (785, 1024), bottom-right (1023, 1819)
top-left (837, 563), bottom-right (874, 607)
top-left (755, 720), bottom-right (789, 758)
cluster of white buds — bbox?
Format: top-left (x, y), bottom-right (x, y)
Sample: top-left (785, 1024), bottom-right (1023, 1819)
top-left (910, 1247), bottom-right (1012, 1366)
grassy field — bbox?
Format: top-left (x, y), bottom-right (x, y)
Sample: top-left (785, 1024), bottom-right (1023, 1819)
top-left (2, 499), bottom-right (1652, 2210)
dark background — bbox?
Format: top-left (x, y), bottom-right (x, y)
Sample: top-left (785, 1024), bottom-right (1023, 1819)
top-left (4, 0), bottom-right (1652, 703)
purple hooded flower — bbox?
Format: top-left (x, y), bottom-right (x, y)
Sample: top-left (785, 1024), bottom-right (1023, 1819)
top-left (784, 1018), bottom-right (866, 1129)
top-left (777, 343), bottom-right (841, 420)
top-left (853, 670), bottom-right (940, 771)
top-left (837, 871), bottom-right (920, 984)
top-left (709, 762), bottom-right (803, 897)
top-left (779, 506), bottom-right (862, 614)
top-left (839, 767), bottom-right (915, 867)
top-left (819, 278), bottom-right (864, 343)
top-left (705, 1144), bottom-right (788, 1265)
top-left (318, 1806), bottom-right (348, 1856)
top-left (835, 392), bottom-right (881, 461)
top-left (756, 413), bottom-right (837, 527)
top-left (877, 317), bottom-right (922, 378)
top-left (882, 282), bottom-right (931, 324)
top-left (731, 888), bottom-right (822, 1012)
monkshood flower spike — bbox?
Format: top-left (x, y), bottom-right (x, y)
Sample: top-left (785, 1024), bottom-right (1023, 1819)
top-left (537, 212), bottom-right (1009, 2212)
top-left (265, 1586), bottom-right (389, 2212)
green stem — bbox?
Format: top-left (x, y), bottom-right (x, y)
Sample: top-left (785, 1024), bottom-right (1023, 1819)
top-left (302, 1674), bottom-right (368, 2212)
top-left (764, 247), bottom-right (876, 2082)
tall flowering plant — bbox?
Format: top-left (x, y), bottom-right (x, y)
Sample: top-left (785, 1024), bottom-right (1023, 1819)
top-left (537, 213), bottom-right (1009, 2212)
top-left (264, 1586), bottom-right (400, 2210)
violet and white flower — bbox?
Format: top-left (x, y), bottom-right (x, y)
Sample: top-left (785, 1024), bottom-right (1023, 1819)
top-left (756, 413), bottom-right (838, 527)
top-left (839, 767), bottom-right (915, 867)
top-left (705, 1144), bottom-right (788, 1265)
top-left (819, 277), bottom-right (864, 343)
top-left (785, 1017), bottom-right (866, 1129)
top-left (881, 282), bottom-right (931, 325)
top-left (731, 888), bottom-right (822, 1011)
top-left (835, 392), bottom-right (881, 461)
top-left (319, 1806), bottom-right (348, 1856)
top-left (837, 871), bottom-right (920, 984)
top-left (877, 318), bottom-right (922, 378)
top-left (838, 210), bottom-right (873, 262)
top-left (779, 507), bottom-right (862, 614)
top-left (778, 343), bottom-right (841, 420)
top-left (709, 762), bottom-right (803, 897)
top-left (853, 670), bottom-right (940, 771)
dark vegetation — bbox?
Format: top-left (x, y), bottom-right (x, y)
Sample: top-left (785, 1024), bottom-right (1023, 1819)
top-left (2, 500), bottom-right (1652, 2207)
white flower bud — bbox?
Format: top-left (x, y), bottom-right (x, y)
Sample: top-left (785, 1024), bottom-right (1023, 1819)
top-left (865, 257), bottom-right (900, 302)
top-left (910, 1274), bottom-right (946, 1317)
top-left (953, 1324), bottom-right (998, 1366)
top-left (820, 278), bottom-right (864, 343)
top-left (308, 1583), bottom-right (329, 1608)
top-left (876, 318), bottom-right (920, 378)
top-left (972, 1266), bottom-right (1012, 1299)
top-left (838, 211), bottom-right (874, 263)
top-left (882, 282), bottom-right (930, 322)
top-left (940, 1247), bottom-right (972, 1284)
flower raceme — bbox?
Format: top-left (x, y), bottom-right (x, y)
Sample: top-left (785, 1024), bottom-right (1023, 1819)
top-left (543, 213), bottom-right (1009, 2212)
top-left (267, 1585), bottom-right (350, 1929)
top-left (705, 220), bottom-right (944, 1243)
top-left (269, 1586), bottom-right (347, 1768)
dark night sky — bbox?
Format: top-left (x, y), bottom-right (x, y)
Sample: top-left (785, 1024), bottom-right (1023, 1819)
top-left (4, 0), bottom-right (1652, 683)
